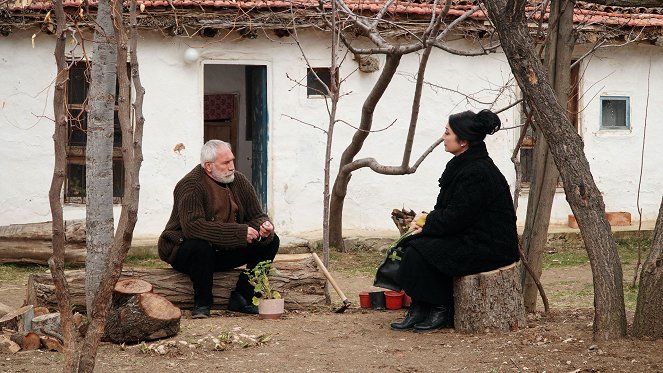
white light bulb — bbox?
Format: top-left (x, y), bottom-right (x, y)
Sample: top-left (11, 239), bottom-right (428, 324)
top-left (183, 48), bottom-right (200, 63)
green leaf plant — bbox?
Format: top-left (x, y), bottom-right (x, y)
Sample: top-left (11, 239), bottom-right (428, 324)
top-left (244, 260), bottom-right (282, 306)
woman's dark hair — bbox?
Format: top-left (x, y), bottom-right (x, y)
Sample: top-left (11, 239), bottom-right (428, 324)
top-left (448, 109), bottom-right (501, 144)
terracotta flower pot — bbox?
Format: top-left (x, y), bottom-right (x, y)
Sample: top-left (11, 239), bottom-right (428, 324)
top-left (384, 290), bottom-right (403, 310)
top-left (258, 298), bottom-right (285, 319)
top-left (359, 292), bottom-right (371, 309)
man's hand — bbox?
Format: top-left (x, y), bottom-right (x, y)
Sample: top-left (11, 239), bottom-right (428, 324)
top-left (247, 226), bottom-right (260, 243)
top-left (259, 221), bottom-right (274, 238)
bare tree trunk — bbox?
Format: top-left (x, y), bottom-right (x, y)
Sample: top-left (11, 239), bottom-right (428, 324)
top-left (329, 54), bottom-right (402, 251)
top-left (632, 198), bottom-right (663, 338)
top-left (50, 0), bottom-right (82, 370)
top-left (521, 0), bottom-right (573, 312)
top-left (85, 0), bottom-right (117, 314)
top-left (77, 0), bottom-right (145, 370)
top-left (482, 0), bottom-right (626, 341)
top-left (322, 5), bottom-right (340, 268)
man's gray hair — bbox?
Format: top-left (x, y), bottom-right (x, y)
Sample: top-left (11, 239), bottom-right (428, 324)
top-left (200, 140), bottom-right (232, 166)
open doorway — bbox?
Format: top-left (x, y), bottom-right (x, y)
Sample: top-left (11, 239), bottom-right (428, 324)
top-left (203, 64), bottom-right (268, 210)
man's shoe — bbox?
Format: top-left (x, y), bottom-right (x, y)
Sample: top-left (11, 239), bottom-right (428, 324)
top-left (228, 291), bottom-right (259, 314)
top-left (413, 305), bottom-right (453, 331)
top-left (390, 301), bottom-right (430, 330)
top-left (191, 305), bottom-right (211, 319)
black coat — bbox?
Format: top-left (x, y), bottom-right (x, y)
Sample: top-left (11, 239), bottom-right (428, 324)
top-left (404, 141), bottom-right (519, 277)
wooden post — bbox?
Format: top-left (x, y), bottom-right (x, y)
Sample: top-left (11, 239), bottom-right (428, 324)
top-left (453, 263), bottom-right (527, 333)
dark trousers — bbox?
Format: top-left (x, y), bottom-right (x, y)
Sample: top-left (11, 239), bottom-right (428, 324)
top-left (172, 234), bottom-right (280, 307)
top-left (398, 247), bottom-right (453, 307)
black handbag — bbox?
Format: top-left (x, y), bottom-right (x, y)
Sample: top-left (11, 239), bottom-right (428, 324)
top-left (373, 231), bottom-right (413, 291)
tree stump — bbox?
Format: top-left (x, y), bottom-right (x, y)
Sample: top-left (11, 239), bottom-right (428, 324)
top-left (104, 278), bottom-right (181, 343)
top-left (453, 262), bottom-right (527, 333)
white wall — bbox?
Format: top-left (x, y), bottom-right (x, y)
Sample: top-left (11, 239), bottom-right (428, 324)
top-left (1, 29), bottom-right (661, 243)
top-left (577, 44), bottom-right (663, 223)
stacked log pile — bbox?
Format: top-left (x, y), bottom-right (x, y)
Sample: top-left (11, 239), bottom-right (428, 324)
top-left (0, 305), bottom-right (65, 353)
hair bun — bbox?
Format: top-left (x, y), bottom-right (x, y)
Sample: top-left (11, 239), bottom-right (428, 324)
top-left (475, 109), bottom-right (501, 135)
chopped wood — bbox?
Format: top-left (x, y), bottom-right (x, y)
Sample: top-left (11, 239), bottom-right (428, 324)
top-left (40, 335), bottom-right (64, 352)
top-left (27, 253), bottom-right (327, 312)
top-left (114, 278), bottom-right (152, 295)
top-left (0, 335), bottom-right (21, 354)
top-left (0, 305), bottom-right (33, 333)
top-left (31, 313), bottom-right (62, 341)
top-left (390, 208), bottom-right (416, 235)
top-left (453, 263), bottom-right (527, 333)
top-left (10, 331), bottom-right (41, 351)
top-left (33, 306), bottom-right (50, 317)
top-left (0, 220), bottom-right (86, 265)
top-left (104, 291), bottom-right (181, 343)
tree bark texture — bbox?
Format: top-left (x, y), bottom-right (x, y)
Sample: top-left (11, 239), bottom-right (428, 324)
top-left (329, 54), bottom-right (403, 251)
top-left (521, 0), bottom-right (573, 312)
top-left (104, 280), bottom-right (181, 343)
top-left (85, 0), bottom-right (117, 315)
top-left (481, 0), bottom-right (626, 340)
top-left (50, 0), bottom-right (82, 369)
top-left (0, 220), bottom-right (86, 265)
top-left (27, 254), bottom-right (327, 312)
top-left (631, 198), bottom-right (663, 339)
top-left (453, 263), bottom-right (527, 333)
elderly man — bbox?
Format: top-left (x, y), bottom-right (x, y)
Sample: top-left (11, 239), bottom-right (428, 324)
top-left (158, 140), bottom-right (279, 318)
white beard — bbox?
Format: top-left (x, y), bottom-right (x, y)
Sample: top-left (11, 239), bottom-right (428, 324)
top-left (211, 169), bottom-right (235, 184)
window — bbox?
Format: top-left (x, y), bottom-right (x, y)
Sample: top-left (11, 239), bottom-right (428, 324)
top-left (600, 96), bottom-right (629, 129)
top-left (306, 67), bottom-right (332, 97)
top-left (65, 60), bottom-right (125, 203)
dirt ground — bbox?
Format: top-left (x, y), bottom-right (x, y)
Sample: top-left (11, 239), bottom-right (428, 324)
top-left (1, 257), bottom-right (662, 372)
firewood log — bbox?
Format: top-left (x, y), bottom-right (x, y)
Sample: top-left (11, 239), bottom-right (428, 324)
top-left (10, 331), bottom-right (41, 351)
top-left (0, 335), bottom-right (20, 354)
top-left (0, 305), bottom-right (34, 333)
top-left (40, 335), bottom-right (63, 352)
top-left (27, 254), bottom-right (327, 312)
top-left (0, 220), bottom-right (86, 265)
top-left (31, 313), bottom-right (62, 342)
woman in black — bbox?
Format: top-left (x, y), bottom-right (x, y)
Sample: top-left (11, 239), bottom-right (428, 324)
top-left (391, 109), bottom-right (519, 331)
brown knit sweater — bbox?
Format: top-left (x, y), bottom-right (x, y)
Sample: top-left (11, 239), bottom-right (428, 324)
top-left (158, 165), bottom-right (273, 264)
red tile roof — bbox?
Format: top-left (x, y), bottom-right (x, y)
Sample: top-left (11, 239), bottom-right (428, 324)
top-left (9, 0), bottom-right (663, 28)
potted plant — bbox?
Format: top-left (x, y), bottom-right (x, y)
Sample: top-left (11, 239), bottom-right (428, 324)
top-left (244, 260), bottom-right (284, 319)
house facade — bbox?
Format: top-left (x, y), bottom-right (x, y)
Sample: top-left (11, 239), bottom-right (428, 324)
top-left (1, 1), bottom-right (662, 244)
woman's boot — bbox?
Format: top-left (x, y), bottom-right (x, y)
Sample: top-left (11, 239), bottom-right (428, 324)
top-left (390, 300), bottom-right (430, 330)
top-left (413, 304), bottom-right (453, 331)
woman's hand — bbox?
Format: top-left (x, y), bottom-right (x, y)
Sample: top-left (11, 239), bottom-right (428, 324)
top-left (408, 212), bottom-right (427, 234)
top-left (409, 226), bottom-right (423, 235)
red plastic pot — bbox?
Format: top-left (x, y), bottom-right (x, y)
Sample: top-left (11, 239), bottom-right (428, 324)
top-left (359, 292), bottom-right (371, 309)
top-left (402, 292), bottom-right (412, 308)
top-left (384, 290), bottom-right (403, 310)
